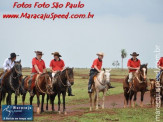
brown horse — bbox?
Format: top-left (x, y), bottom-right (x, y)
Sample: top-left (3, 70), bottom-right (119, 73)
top-left (123, 64), bottom-right (148, 108)
top-left (149, 79), bottom-right (156, 107)
top-left (21, 73), bottom-right (53, 114)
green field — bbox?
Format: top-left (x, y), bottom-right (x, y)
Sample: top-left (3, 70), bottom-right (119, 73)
top-left (1, 68), bottom-right (162, 122)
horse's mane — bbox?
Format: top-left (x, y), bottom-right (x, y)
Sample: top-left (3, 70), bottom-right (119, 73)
top-left (140, 64), bottom-right (147, 69)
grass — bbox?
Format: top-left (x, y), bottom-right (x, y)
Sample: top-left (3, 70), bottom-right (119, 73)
top-left (62, 107), bottom-right (163, 122)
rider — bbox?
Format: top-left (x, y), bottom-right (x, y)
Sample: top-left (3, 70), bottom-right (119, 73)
top-left (156, 57), bottom-right (163, 81)
top-left (50, 52), bottom-right (74, 96)
top-left (29, 51), bottom-right (46, 96)
top-left (88, 52), bottom-right (114, 93)
top-left (0, 53), bottom-right (18, 85)
top-left (127, 52), bottom-right (141, 89)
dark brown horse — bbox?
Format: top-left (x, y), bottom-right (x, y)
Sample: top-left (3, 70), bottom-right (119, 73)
top-left (0, 60), bottom-right (22, 109)
top-left (123, 64), bottom-right (148, 108)
top-left (21, 73), bottom-right (53, 114)
top-left (46, 68), bottom-right (74, 115)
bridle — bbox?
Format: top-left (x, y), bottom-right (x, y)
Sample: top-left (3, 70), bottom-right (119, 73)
top-left (12, 64), bottom-right (22, 79)
top-left (135, 68), bottom-right (147, 83)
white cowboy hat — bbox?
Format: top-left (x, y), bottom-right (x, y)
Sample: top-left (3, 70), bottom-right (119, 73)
top-left (96, 52), bottom-right (104, 56)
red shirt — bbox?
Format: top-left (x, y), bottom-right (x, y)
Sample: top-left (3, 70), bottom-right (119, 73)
top-left (32, 57), bottom-right (46, 73)
top-left (50, 59), bottom-right (65, 71)
top-left (91, 58), bottom-right (102, 70)
top-left (157, 57), bottom-right (163, 67)
top-left (127, 58), bottom-right (141, 72)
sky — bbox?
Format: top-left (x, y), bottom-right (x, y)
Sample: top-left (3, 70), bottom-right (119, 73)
top-left (0, 0), bottom-right (163, 68)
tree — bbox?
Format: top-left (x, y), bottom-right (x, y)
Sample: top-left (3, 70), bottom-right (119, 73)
top-left (121, 49), bottom-right (127, 70)
top-left (112, 60), bottom-right (120, 68)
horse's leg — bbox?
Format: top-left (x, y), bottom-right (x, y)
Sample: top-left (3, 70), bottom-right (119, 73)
top-left (36, 93), bottom-right (40, 114)
top-left (46, 94), bottom-right (49, 110)
top-left (132, 92), bottom-right (137, 108)
top-left (58, 93), bottom-right (61, 114)
top-left (8, 93), bottom-right (12, 105)
top-left (6, 94), bottom-right (9, 105)
top-left (62, 92), bottom-right (67, 115)
top-left (95, 90), bottom-right (99, 110)
top-left (129, 91), bottom-right (134, 107)
top-left (102, 91), bottom-right (106, 109)
top-left (30, 96), bottom-right (34, 105)
top-left (15, 95), bottom-right (17, 105)
top-left (124, 89), bottom-right (128, 108)
top-left (22, 93), bottom-right (26, 105)
top-left (140, 91), bottom-right (145, 107)
top-left (41, 94), bottom-right (45, 113)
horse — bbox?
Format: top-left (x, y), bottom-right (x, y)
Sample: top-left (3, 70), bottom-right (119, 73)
top-left (149, 79), bottom-right (156, 107)
top-left (159, 71), bottom-right (163, 106)
top-left (89, 69), bottom-right (111, 111)
top-left (21, 72), bottom-right (53, 114)
top-left (123, 64), bottom-right (148, 108)
top-left (0, 60), bottom-right (22, 109)
top-left (46, 68), bottom-right (74, 115)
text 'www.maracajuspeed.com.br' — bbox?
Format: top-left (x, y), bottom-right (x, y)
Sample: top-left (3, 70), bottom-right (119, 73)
top-left (2, 12), bottom-right (94, 20)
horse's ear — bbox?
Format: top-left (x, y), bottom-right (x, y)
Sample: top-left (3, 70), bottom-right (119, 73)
top-left (103, 68), bottom-right (105, 71)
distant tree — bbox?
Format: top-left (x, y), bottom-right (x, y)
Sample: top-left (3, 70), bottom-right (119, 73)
top-left (112, 60), bottom-right (120, 68)
top-left (121, 49), bottom-right (127, 70)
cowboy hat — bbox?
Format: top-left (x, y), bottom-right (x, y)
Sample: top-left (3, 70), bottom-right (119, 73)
top-left (51, 52), bottom-right (62, 57)
top-left (130, 52), bottom-right (139, 56)
top-left (9, 53), bottom-right (19, 59)
top-left (34, 51), bottom-right (44, 55)
top-left (96, 52), bottom-right (104, 56)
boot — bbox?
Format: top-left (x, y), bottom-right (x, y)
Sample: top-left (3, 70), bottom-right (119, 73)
top-left (88, 84), bottom-right (92, 93)
top-left (68, 87), bottom-right (75, 96)
top-left (108, 83), bottom-right (115, 89)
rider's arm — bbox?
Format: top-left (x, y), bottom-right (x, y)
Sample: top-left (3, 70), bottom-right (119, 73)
top-left (157, 64), bottom-right (163, 70)
top-left (94, 65), bottom-right (101, 72)
top-left (3, 59), bottom-right (10, 72)
top-left (34, 65), bottom-right (42, 74)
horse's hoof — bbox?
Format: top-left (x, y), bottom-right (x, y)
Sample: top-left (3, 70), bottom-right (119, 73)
top-left (37, 107), bottom-right (40, 114)
top-left (58, 111), bottom-right (61, 114)
top-left (123, 106), bottom-right (126, 108)
top-left (64, 111), bottom-right (67, 115)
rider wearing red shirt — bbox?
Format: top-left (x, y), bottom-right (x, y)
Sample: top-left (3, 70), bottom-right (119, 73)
top-left (88, 52), bottom-right (114, 93)
top-left (157, 57), bottom-right (163, 81)
top-left (127, 52), bottom-right (141, 88)
top-left (29, 51), bottom-right (46, 96)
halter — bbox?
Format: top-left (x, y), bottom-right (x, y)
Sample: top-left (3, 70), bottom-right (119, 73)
top-left (12, 65), bottom-right (22, 79)
top-left (96, 72), bottom-right (107, 86)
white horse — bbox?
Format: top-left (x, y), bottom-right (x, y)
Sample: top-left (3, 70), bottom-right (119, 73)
top-left (89, 69), bottom-right (111, 111)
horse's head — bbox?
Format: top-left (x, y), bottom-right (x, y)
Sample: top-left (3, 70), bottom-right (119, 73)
top-left (64, 67), bottom-right (74, 86)
top-left (139, 64), bottom-right (148, 81)
top-left (40, 73), bottom-right (54, 95)
top-left (13, 60), bottom-right (22, 77)
top-left (103, 68), bottom-right (111, 87)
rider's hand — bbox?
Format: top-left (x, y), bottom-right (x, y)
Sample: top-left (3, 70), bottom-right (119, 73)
top-left (38, 72), bottom-right (42, 75)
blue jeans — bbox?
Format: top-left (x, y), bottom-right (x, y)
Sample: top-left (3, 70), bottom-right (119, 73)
top-left (156, 70), bottom-right (163, 81)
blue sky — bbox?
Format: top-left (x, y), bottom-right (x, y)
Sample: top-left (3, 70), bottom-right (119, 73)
top-left (0, 0), bottom-right (163, 68)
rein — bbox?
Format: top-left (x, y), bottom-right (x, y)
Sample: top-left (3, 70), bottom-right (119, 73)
top-left (96, 73), bottom-right (106, 86)
top-left (35, 74), bottom-right (51, 94)
top-left (135, 70), bottom-right (147, 83)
